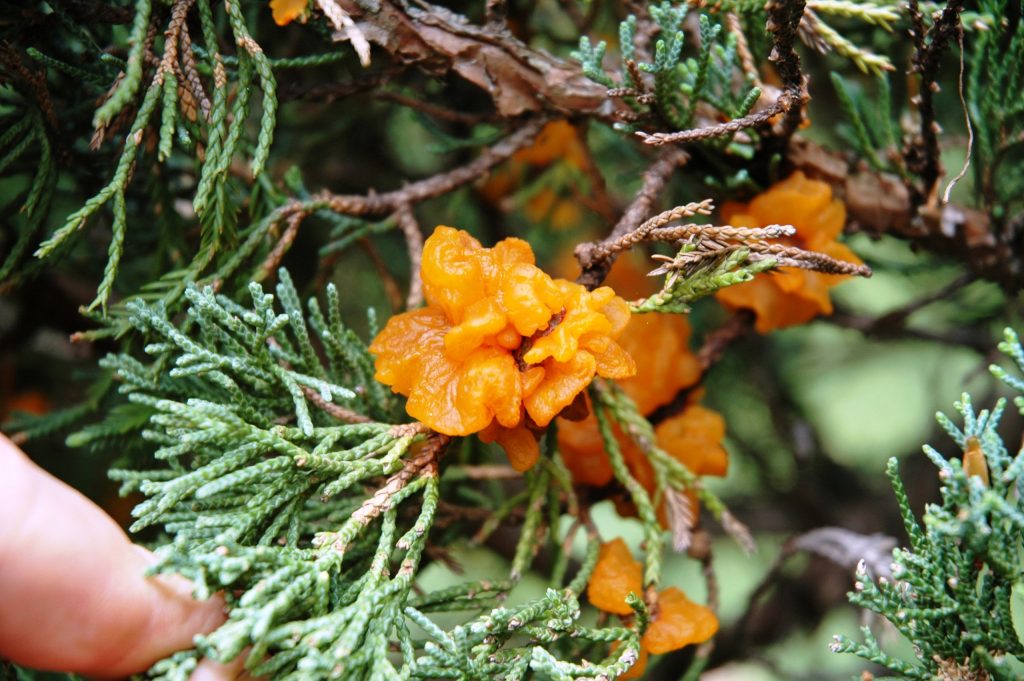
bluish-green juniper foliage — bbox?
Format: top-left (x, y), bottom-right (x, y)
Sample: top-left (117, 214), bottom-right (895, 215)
top-left (832, 329), bottom-right (1024, 680)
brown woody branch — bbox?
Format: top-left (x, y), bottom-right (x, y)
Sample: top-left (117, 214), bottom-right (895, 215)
top-left (574, 148), bottom-right (689, 290)
top-left (905, 0), bottom-right (966, 203)
top-left (765, 0), bottom-right (808, 143)
top-left (253, 118), bottom-right (547, 298)
top-left (337, 0), bottom-right (621, 119)
top-left (787, 136), bottom-right (1022, 289)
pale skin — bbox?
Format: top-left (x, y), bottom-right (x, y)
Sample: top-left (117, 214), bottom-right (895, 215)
top-left (0, 434), bottom-right (248, 679)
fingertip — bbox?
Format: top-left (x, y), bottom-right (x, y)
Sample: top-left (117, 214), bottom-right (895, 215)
top-left (189, 652), bottom-right (249, 681)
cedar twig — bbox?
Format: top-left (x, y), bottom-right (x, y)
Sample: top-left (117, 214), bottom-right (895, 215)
top-left (637, 102), bottom-right (784, 147)
top-left (575, 148), bottom-right (688, 289)
top-left (301, 385), bottom-right (373, 424)
top-left (394, 204), bottom-right (424, 308)
top-left (259, 209), bottom-right (305, 280)
top-left (375, 90), bottom-right (498, 125)
top-left (745, 242), bottom-right (872, 276)
top-left (360, 237), bottom-right (404, 312)
top-left (726, 12), bottom-right (762, 89)
top-left (345, 432), bottom-right (450, 532)
top-left (665, 488), bottom-right (696, 552)
top-left (765, 0), bottom-right (808, 142)
top-left (905, 0), bottom-right (966, 203)
top-left (582, 199), bottom-right (715, 262)
top-left (317, 117), bottom-right (547, 217)
top-left (176, 21), bottom-right (208, 121)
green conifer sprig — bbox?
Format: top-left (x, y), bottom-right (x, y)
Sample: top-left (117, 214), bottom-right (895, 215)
top-left (832, 328), bottom-right (1024, 680)
top-left (596, 382), bottom-right (755, 554)
top-left (631, 247), bottom-right (777, 314)
top-left (573, 3), bottom-right (760, 143)
top-left (83, 269), bottom-right (675, 679)
top-left (29, 0), bottom-right (282, 313)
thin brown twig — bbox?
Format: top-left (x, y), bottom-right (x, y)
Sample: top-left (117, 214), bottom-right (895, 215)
top-left (374, 90), bottom-right (498, 125)
top-left (645, 221), bottom-right (793, 247)
top-left (449, 464), bottom-right (522, 480)
top-left (636, 101), bottom-right (784, 147)
top-left (359, 237), bottom-right (404, 313)
top-left (746, 242), bottom-right (873, 276)
top-left (259, 209), bottom-right (305, 280)
top-left (316, 117), bottom-right (548, 218)
top-left (575, 148), bottom-right (689, 289)
top-left (178, 22), bottom-right (211, 120)
top-left (726, 12), bottom-right (762, 88)
top-left (394, 204), bottom-right (424, 308)
top-left (573, 123), bottom-right (620, 224)
top-left (341, 433), bottom-right (450, 546)
top-left (158, 0), bottom-right (193, 81)
top-left (765, 0), bottom-right (808, 142)
top-left (301, 385), bottom-right (373, 423)
top-left (581, 199), bottom-right (715, 262)
top-left (905, 0), bottom-right (966, 204)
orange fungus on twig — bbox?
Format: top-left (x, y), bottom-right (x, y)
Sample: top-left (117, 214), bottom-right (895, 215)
top-left (588, 537), bottom-right (718, 673)
top-left (369, 226), bottom-right (635, 470)
top-left (715, 171), bottom-right (863, 333)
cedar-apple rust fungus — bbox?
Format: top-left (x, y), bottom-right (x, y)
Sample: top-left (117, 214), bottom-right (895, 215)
top-left (587, 538), bottom-right (719, 679)
top-left (716, 171), bottom-right (866, 333)
top-left (369, 227), bottom-right (636, 471)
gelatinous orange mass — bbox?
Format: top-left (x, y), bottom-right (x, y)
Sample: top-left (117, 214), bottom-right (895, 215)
top-left (370, 226), bottom-right (636, 468)
top-left (480, 423), bottom-right (540, 472)
top-left (715, 171), bottom-right (862, 333)
top-left (588, 538), bottom-right (643, 615)
top-left (618, 312), bottom-right (701, 415)
top-left (640, 587), bottom-right (719, 654)
top-left (511, 120), bottom-right (588, 169)
top-left (655, 405), bottom-right (729, 477)
top-left (269, 0), bottom-right (307, 25)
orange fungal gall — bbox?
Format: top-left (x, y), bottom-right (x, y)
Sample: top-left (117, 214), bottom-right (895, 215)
top-left (370, 226), bottom-right (636, 470)
top-left (715, 171), bottom-right (863, 333)
top-left (588, 538), bottom-right (644, 616)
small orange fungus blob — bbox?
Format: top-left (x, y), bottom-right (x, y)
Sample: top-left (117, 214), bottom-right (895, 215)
top-left (963, 436), bottom-right (990, 486)
top-left (556, 254), bottom-right (727, 493)
top-left (370, 226), bottom-right (635, 470)
top-left (715, 171), bottom-right (863, 333)
top-left (269, 0), bottom-right (307, 25)
top-left (477, 121), bottom-right (590, 230)
top-left (641, 587), bottom-right (719, 654)
top-left (588, 537), bottom-right (718, 671)
top-left (588, 538), bottom-right (643, 615)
